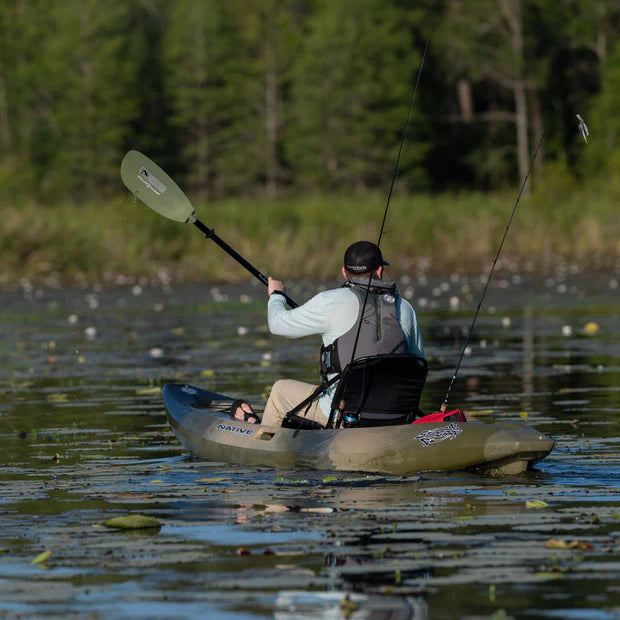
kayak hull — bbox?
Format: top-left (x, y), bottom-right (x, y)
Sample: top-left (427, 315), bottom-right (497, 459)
top-left (163, 384), bottom-right (554, 475)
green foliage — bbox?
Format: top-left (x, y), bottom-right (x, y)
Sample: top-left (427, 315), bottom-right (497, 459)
top-left (286, 0), bottom-right (426, 191)
top-left (0, 0), bottom-right (619, 258)
top-left (1, 187), bottom-right (617, 286)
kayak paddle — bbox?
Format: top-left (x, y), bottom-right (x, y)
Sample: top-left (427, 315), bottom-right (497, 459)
top-left (120, 150), bottom-right (298, 308)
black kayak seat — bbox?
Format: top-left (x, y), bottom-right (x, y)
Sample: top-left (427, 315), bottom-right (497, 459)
top-left (327, 354), bottom-right (428, 428)
top-left (281, 354), bottom-right (428, 431)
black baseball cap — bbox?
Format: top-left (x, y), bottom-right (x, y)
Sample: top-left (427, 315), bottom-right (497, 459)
top-left (343, 241), bottom-right (389, 274)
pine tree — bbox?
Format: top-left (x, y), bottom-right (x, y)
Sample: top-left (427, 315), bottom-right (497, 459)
top-left (163, 0), bottom-right (243, 200)
top-left (39, 0), bottom-right (142, 199)
top-left (286, 0), bottom-right (424, 192)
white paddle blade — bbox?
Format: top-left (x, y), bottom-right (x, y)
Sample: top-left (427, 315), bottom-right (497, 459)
top-left (120, 150), bottom-right (196, 223)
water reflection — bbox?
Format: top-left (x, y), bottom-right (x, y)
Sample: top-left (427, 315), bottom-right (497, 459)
top-left (0, 273), bottom-right (618, 618)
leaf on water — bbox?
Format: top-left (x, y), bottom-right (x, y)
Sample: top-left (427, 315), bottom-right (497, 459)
top-left (194, 477), bottom-right (227, 483)
top-left (525, 500), bottom-right (548, 509)
top-left (150, 479), bottom-right (164, 483)
top-left (135, 387), bottom-right (161, 395)
top-left (300, 507), bottom-right (334, 513)
top-left (532, 571), bottom-right (565, 580)
top-left (104, 514), bottom-right (161, 529)
top-left (322, 476), bottom-right (337, 482)
top-left (340, 595), bottom-right (360, 617)
top-left (32, 550), bottom-right (52, 565)
top-left (519, 411), bottom-right (528, 418)
top-left (47, 393), bottom-right (68, 402)
top-left (171, 327), bottom-right (184, 335)
top-left (545, 539), bottom-right (593, 550)
top-left (201, 369), bottom-right (215, 377)
top-left (582, 321), bottom-right (600, 335)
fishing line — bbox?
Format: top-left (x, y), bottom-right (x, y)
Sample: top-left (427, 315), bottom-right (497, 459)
top-left (349, 41), bottom-right (429, 364)
top-left (378, 41), bottom-right (428, 248)
top-left (440, 129), bottom-right (546, 411)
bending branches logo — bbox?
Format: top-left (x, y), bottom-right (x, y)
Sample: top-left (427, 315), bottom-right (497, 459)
top-left (138, 167), bottom-right (167, 195)
top-left (415, 423), bottom-right (462, 447)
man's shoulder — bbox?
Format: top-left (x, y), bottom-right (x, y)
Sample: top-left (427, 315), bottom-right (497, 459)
top-left (312, 286), bottom-right (354, 301)
top-left (307, 286), bottom-right (357, 314)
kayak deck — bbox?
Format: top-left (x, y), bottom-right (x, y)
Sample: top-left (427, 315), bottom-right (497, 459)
top-left (163, 383), bottom-right (554, 476)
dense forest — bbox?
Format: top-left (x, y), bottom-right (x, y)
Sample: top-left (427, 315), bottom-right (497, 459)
top-left (0, 0), bottom-right (618, 204)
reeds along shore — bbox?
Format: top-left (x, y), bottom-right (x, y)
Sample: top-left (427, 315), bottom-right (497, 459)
top-left (0, 185), bottom-right (618, 288)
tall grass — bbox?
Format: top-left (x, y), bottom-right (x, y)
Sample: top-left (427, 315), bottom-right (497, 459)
top-left (1, 180), bottom-right (618, 287)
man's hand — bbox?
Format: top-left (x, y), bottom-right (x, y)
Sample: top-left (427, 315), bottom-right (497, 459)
top-left (268, 276), bottom-right (285, 296)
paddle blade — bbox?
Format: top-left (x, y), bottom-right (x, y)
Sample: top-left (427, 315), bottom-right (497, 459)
top-left (120, 150), bottom-right (196, 223)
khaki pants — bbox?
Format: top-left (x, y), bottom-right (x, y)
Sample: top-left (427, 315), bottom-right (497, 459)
top-left (261, 379), bottom-right (327, 427)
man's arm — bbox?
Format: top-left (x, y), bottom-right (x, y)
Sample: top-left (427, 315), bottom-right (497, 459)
top-left (267, 277), bottom-right (330, 338)
top-left (397, 298), bottom-right (425, 357)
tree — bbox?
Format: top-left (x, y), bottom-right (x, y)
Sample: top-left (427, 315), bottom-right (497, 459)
top-left (228, 0), bottom-right (304, 197)
top-left (286, 0), bottom-right (425, 192)
top-left (163, 0), bottom-right (244, 199)
top-left (436, 0), bottom-right (543, 190)
top-left (37, 1), bottom-right (143, 199)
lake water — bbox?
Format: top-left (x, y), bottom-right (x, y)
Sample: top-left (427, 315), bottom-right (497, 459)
top-left (1, 271), bottom-right (618, 619)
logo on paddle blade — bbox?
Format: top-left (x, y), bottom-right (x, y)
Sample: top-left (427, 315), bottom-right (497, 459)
top-left (217, 423), bottom-right (254, 436)
top-left (138, 167), bottom-right (167, 195)
top-left (415, 423), bottom-right (462, 447)
top-left (181, 386), bottom-right (198, 395)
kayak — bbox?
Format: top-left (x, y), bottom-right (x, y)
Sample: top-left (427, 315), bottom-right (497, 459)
top-left (163, 383), bottom-right (554, 475)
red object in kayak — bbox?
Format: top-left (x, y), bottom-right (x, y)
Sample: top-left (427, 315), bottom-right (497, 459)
top-left (413, 409), bottom-right (467, 424)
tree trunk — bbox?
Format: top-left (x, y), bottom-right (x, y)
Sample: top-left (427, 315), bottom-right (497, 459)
top-left (0, 67), bottom-right (10, 151)
top-left (193, 15), bottom-right (209, 201)
top-left (457, 78), bottom-right (473, 123)
top-left (264, 25), bottom-right (278, 198)
top-left (528, 86), bottom-right (544, 177)
top-left (499, 0), bottom-right (529, 193)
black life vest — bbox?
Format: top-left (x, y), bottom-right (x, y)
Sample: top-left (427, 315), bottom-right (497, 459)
top-left (320, 278), bottom-right (407, 381)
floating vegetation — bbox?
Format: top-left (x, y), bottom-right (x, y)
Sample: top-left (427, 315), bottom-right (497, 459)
top-left (103, 514), bottom-right (161, 530)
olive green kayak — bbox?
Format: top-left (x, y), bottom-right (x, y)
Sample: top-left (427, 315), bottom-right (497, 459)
top-left (163, 383), bottom-right (554, 475)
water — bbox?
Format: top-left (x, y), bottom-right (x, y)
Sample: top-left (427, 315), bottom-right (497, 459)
top-left (1, 272), bottom-right (618, 619)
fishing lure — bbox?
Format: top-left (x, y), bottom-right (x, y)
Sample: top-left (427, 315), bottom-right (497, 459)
top-left (576, 113), bottom-right (589, 143)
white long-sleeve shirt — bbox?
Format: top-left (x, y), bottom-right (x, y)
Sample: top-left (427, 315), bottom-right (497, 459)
top-left (268, 286), bottom-right (424, 419)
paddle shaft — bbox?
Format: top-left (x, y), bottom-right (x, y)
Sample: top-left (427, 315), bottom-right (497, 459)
top-left (192, 218), bottom-right (298, 308)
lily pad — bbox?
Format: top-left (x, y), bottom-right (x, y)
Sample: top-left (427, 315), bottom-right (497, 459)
top-left (103, 514), bottom-right (161, 530)
top-left (525, 500), bottom-right (548, 509)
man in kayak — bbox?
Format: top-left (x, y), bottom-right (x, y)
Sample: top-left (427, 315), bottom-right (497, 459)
top-left (232, 240), bottom-right (424, 426)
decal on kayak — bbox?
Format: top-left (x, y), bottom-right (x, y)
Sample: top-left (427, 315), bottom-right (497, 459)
top-left (181, 385), bottom-right (198, 395)
top-left (138, 167), bottom-right (167, 196)
top-left (415, 423), bottom-right (462, 447)
top-left (217, 423), bottom-right (254, 437)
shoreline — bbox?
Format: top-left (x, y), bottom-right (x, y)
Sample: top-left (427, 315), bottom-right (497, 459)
top-left (1, 189), bottom-right (618, 289)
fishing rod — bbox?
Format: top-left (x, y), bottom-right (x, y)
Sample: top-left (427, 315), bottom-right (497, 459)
top-left (287, 44), bottom-right (430, 429)
top-left (378, 41), bottom-right (429, 247)
top-left (441, 110), bottom-right (590, 411)
top-left (348, 41), bottom-right (429, 363)
top-left (439, 131), bottom-right (546, 411)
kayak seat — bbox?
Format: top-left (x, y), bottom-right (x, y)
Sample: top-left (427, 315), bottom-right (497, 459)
top-left (327, 354), bottom-right (428, 429)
